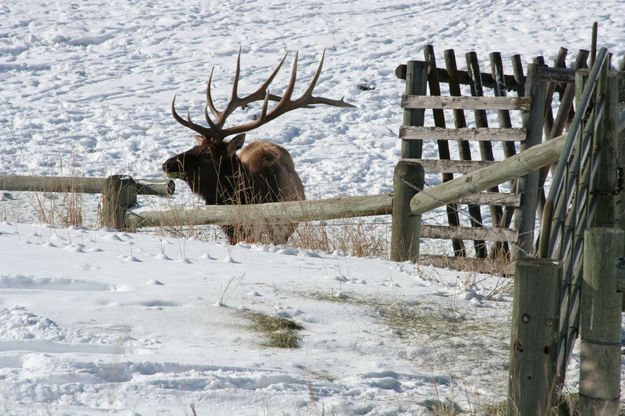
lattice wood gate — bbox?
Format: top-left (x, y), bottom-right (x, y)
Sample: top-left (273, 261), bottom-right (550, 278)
top-left (395, 45), bottom-right (589, 273)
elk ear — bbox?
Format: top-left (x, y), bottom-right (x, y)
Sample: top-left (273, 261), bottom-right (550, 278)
top-left (226, 134), bottom-right (246, 157)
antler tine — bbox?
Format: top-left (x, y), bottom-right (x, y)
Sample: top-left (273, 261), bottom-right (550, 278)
top-left (202, 48), bottom-right (242, 129)
top-left (279, 51), bottom-right (299, 103)
top-left (230, 47), bottom-right (242, 104)
top-left (216, 51), bottom-right (288, 126)
top-left (172, 95), bottom-right (215, 138)
top-left (218, 51), bottom-right (355, 137)
top-left (205, 67), bottom-right (220, 121)
top-left (173, 51), bottom-right (354, 143)
top-left (299, 49), bottom-right (355, 108)
top-left (203, 104), bottom-right (220, 132)
top-left (300, 49), bottom-right (324, 100)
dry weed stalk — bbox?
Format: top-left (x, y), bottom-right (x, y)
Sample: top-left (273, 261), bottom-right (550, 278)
top-left (33, 179), bottom-right (84, 227)
top-left (291, 218), bottom-right (390, 257)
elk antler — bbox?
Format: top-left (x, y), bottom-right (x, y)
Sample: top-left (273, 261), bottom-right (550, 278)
top-left (172, 50), bottom-right (355, 142)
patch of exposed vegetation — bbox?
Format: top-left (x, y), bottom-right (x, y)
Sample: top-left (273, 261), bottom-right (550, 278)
top-left (307, 290), bottom-right (360, 304)
top-left (242, 310), bottom-right (304, 349)
top-left (481, 400), bottom-right (507, 415)
top-left (375, 301), bottom-right (488, 340)
top-left (420, 398), bottom-right (463, 415)
top-left (305, 289), bottom-right (501, 341)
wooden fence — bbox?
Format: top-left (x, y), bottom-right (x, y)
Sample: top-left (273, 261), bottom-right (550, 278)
top-left (0, 174), bottom-right (394, 231)
top-left (394, 41), bottom-right (625, 414)
top-left (0, 175), bottom-right (175, 228)
top-left (393, 45), bottom-right (588, 273)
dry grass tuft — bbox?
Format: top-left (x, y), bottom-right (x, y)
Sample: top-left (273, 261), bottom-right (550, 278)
top-left (242, 310), bottom-right (304, 349)
top-left (291, 218), bottom-right (390, 257)
top-left (34, 189), bottom-right (83, 227)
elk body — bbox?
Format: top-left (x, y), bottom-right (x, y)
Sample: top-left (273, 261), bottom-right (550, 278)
top-left (162, 51), bottom-right (354, 244)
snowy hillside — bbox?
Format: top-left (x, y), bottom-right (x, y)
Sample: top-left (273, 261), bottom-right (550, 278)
top-left (2, 0), bottom-right (625, 414)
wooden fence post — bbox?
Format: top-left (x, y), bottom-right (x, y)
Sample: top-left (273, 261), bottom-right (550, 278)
top-left (401, 61), bottom-right (427, 159)
top-left (508, 258), bottom-right (562, 416)
top-left (579, 227), bottom-right (623, 415)
top-left (391, 160), bottom-right (424, 262)
top-left (514, 63), bottom-right (547, 259)
top-left (102, 175), bottom-right (138, 229)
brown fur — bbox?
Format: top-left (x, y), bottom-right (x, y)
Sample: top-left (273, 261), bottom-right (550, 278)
top-left (163, 136), bottom-right (305, 245)
top-left (239, 141), bottom-right (304, 202)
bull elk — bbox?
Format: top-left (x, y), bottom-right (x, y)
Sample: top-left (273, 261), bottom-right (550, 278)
top-left (162, 50), bottom-right (354, 244)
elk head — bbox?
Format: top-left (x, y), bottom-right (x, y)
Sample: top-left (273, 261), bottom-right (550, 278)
top-left (163, 50), bottom-right (354, 207)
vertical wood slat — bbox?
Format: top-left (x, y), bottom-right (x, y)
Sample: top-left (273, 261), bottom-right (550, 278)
top-left (550, 50), bottom-right (589, 140)
top-left (466, 52), bottom-right (505, 236)
top-left (511, 55), bottom-right (525, 97)
top-left (444, 49), bottom-right (488, 258)
top-left (424, 45), bottom-right (466, 257)
top-left (401, 61), bottom-right (428, 159)
top-left (538, 48), bottom-right (569, 138)
top-left (490, 52), bottom-right (517, 257)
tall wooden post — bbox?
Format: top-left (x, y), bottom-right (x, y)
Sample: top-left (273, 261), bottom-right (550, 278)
top-left (102, 175), bottom-right (138, 230)
top-left (391, 160), bottom-right (424, 262)
top-left (401, 61), bottom-right (427, 159)
top-left (514, 63), bottom-right (547, 259)
top-left (508, 258), bottom-right (562, 416)
top-left (579, 228), bottom-right (623, 415)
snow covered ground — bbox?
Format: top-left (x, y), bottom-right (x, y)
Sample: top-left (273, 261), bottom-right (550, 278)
top-left (2, 0), bottom-right (625, 414)
top-left (0, 222), bottom-right (516, 415)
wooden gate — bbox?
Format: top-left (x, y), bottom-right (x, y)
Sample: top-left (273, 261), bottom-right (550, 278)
top-left (395, 45), bottom-right (588, 273)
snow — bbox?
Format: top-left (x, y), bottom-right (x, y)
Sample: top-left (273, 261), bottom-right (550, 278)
top-left (1, 0), bottom-right (625, 414)
top-left (1, 223), bottom-right (515, 415)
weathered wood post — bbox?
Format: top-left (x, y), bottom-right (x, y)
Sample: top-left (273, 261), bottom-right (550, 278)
top-left (390, 160), bottom-right (424, 262)
top-left (508, 258), bottom-right (562, 416)
top-left (399, 60), bottom-right (427, 159)
top-left (102, 175), bottom-right (138, 229)
top-left (514, 63), bottom-right (547, 259)
top-left (391, 59), bottom-right (427, 262)
top-left (579, 227), bottom-right (623, 415)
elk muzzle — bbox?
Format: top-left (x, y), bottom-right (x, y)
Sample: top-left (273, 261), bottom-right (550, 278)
top-left (162, 157), bottom-right (186, 180)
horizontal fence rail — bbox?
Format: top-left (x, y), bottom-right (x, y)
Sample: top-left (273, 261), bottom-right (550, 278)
top-left (0, 175), bottom-right (175, 197)
top-left (395, 63), bottom-right (577, 91)
top-left (407, 159), bottom-right (498, 174)
top-left (400, 95), bottom-right (532, 111)
top-left (126, 193), bottom-right (393, 229)
top-left (396, 63), bottom-right (521, 91)
top-left (409, 133), bottom-right (566, 215)
top-left (420, 224), bottom-right (518, 241)
top-left (399, 126), bottom-right (527, 141)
